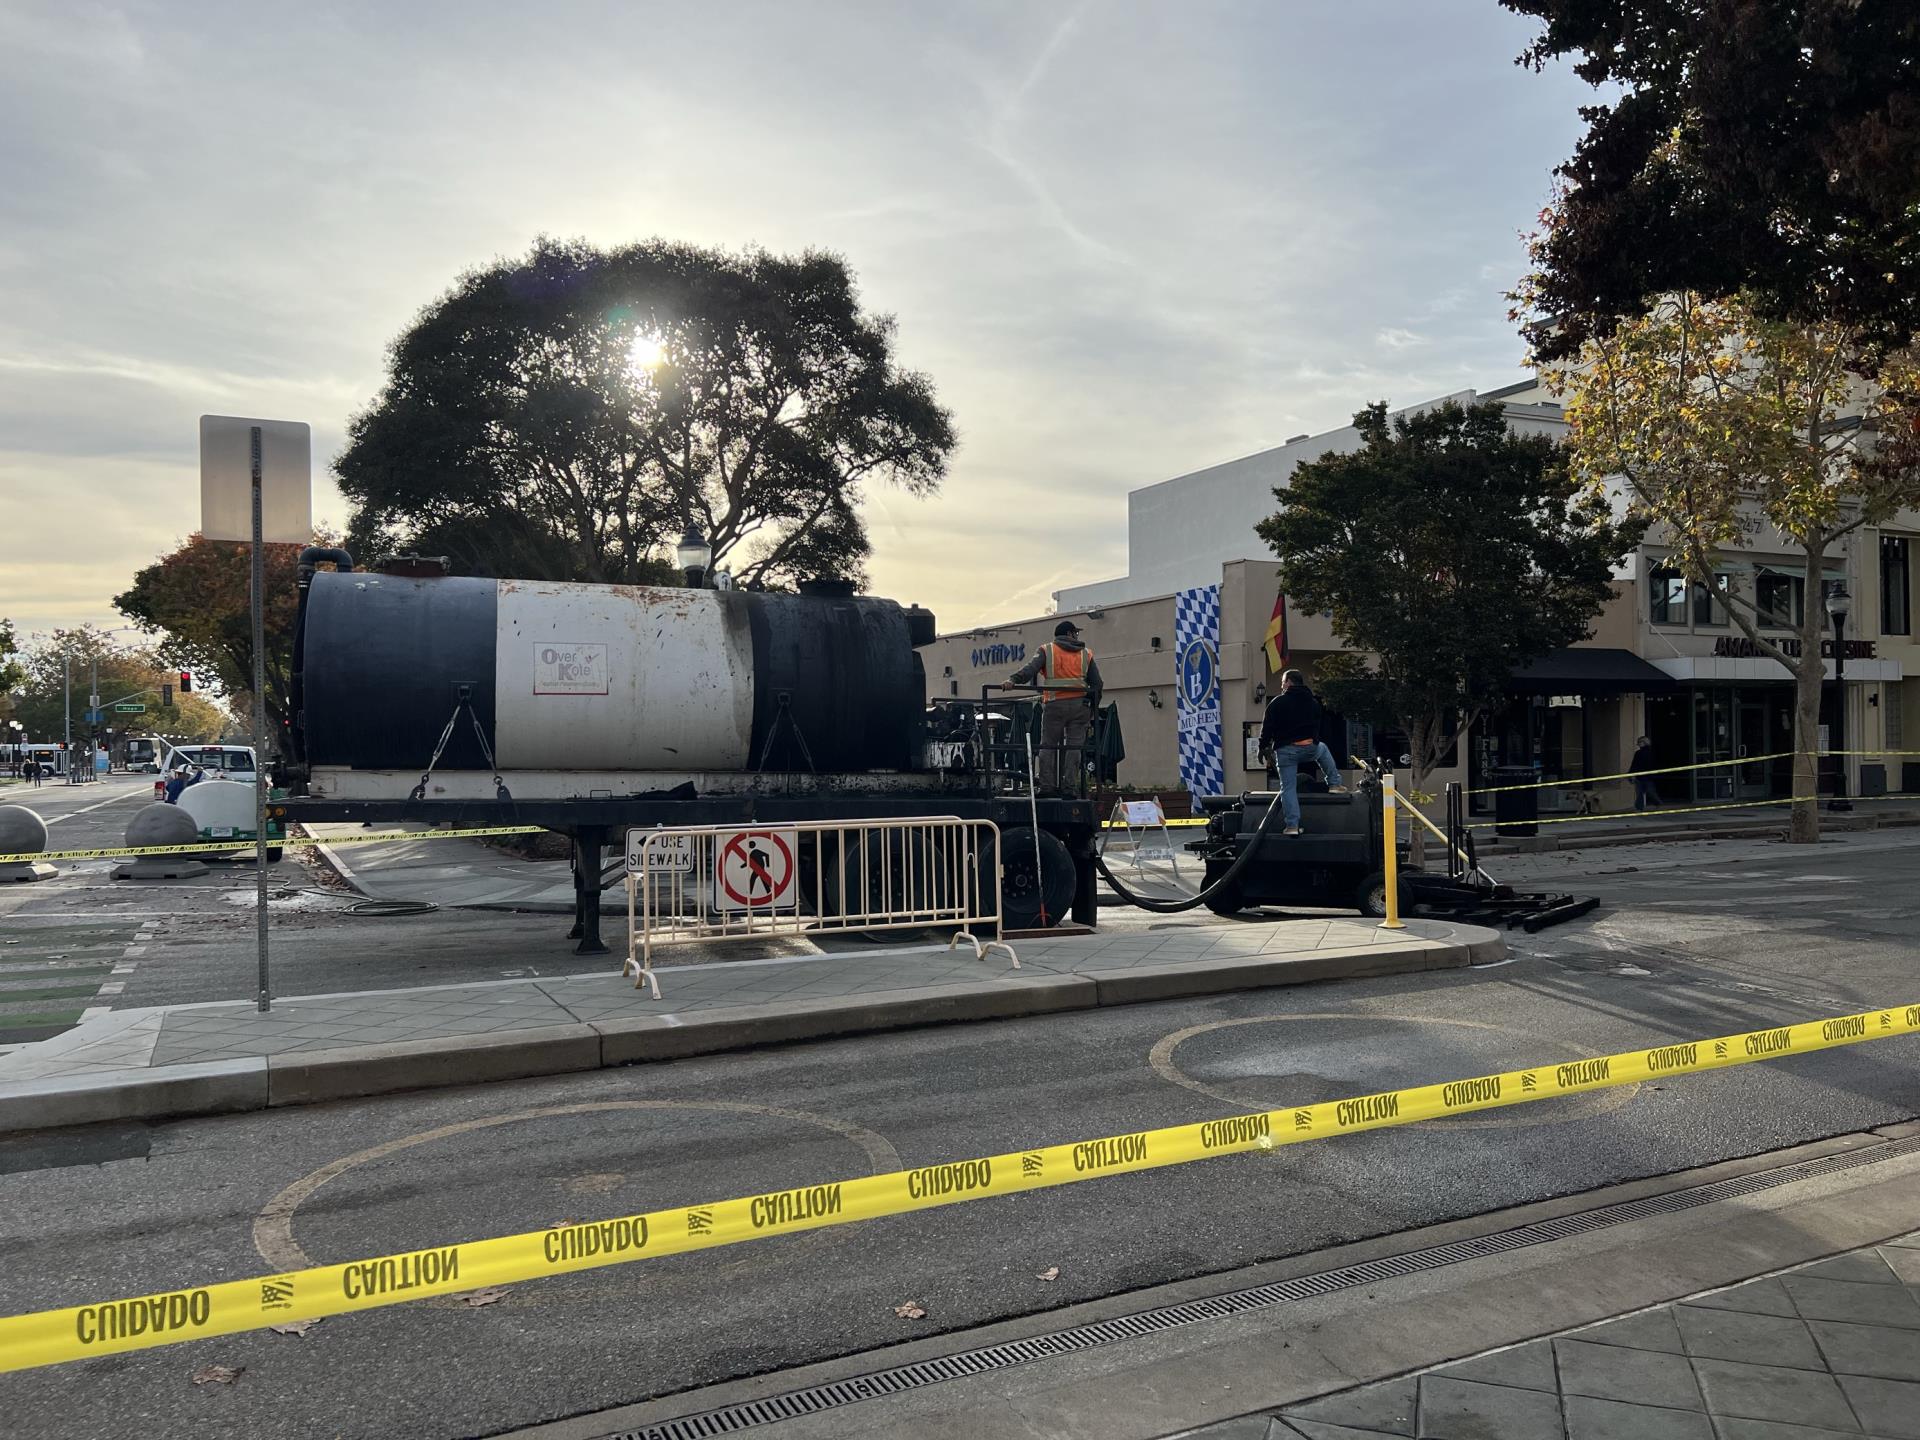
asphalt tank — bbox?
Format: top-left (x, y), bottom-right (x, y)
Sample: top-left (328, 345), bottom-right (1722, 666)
top-left (282, 559), bottom-right (1099, 953)
top-left (293, 571), bottom-right (933, 790)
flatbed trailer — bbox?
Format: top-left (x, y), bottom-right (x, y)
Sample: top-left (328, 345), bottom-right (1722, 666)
top-left (281, 788), bottom-right (1100, 955)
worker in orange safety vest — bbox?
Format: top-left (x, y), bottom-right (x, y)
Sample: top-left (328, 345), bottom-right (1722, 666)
top-left (1009, 619), bottom-right (1104, 792)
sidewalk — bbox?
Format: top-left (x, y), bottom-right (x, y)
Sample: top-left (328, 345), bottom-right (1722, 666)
top-left (0, 913), bottom-right (1500, 1132)
top-left (1189, 1237), bottom-right (1920, 1440)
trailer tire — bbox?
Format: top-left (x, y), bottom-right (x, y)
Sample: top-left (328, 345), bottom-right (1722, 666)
top-left (1201, 861), bottom-right (1246, 916)
top-left (999, 827), bottom-right (1074, 929)
top-left (1353, 869), bottom-right (1412, 919)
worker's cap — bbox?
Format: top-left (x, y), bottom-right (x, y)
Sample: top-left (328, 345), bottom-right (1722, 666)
top-left (1054, 619), bottom-right (1082, 638)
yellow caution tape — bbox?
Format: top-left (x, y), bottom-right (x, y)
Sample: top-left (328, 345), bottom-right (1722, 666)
top-left (1463, 789), bottom-right (1920, 831)
top-left (0, 825), bottom-right (545, 865)
top-left (1467, 750), bottom-right (1920, 796)
top-left (1, 1000), bottom-right (1913, 1374)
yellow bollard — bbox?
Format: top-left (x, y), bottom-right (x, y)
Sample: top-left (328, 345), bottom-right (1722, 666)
top-left (1380, 772), bottom-right (1406, 930)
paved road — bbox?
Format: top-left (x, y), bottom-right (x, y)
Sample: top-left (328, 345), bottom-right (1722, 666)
top-left (2, 828), bottom-right (1918, 1438)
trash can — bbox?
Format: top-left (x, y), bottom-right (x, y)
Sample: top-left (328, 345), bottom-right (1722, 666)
top-left (1492, 765), bottom-right (1539, 838)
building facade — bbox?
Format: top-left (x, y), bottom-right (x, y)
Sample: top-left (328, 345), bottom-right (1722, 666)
top-left (923, 378), bottom-right (1916, 812)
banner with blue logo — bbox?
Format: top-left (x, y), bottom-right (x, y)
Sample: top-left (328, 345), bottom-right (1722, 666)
top-left (1174, 585), bottom-right (1225, 798)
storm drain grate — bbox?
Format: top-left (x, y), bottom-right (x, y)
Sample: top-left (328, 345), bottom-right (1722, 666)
top-left (603, 1134), bottom-right (1920, 1440)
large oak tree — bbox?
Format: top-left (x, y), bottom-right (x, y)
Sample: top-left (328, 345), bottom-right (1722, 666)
top-left (336, 238), bottom-right (955, 590)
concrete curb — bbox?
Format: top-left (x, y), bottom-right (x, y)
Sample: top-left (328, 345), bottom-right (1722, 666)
top-left (0, 927), bottom-right (1495, 1131)
top-left (0, 1058), bottom-right (267, 1131)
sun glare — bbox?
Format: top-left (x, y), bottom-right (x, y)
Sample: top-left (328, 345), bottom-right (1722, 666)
top-left (629, 332), bottom-right (666, 372)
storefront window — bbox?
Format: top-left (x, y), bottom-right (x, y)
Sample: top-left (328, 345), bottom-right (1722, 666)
top-left (1649, 567), bottom-right (1689, 625)
top-left (1756, 572), bottom-right (1804, 629)
top-left (1692, 574), bottom-right (1730, 626)
top-left (1883, 536), bottom-right (1911, 636)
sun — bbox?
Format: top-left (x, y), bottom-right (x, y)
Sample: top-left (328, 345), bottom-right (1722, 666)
top-left (628, 332), bottom-right (666, 373)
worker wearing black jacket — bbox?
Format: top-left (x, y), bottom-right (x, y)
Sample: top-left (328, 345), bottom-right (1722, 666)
top-left (1257, 669), bottom-right (1348, 834)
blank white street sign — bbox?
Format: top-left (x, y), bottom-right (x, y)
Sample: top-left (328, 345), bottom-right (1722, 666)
top-left (199, 415), bottom-right (312, 543)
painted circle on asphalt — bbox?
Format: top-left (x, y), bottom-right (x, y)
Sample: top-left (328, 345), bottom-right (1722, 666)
top-left (1149, 1012), bottom-right (1641, 1132)
top-left (253, 1099), bottom-right (904, 1291)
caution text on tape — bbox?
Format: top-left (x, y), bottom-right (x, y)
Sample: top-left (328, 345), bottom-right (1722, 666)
top-left (0, 1001), bottom-right (1913, 1373)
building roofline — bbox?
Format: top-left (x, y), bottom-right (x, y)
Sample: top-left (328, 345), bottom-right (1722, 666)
top-left (1480, 377), bottom-right (1542, 400)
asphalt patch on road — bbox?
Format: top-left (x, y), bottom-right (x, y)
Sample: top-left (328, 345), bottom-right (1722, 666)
top-left (0, 1122), bottom-right (152, 1176)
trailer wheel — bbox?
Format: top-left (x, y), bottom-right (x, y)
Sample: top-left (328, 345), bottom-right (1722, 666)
top-left (999, 827), bottom-right (1074, 929)
top-left (1353, 870), bottom-right (1412, 919)
top-left (1201, 861), bottom-right (1245, 916)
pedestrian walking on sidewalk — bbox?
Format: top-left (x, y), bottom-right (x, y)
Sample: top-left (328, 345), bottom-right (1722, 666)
top-left (25, 758), bottom-right (41, 787)
top-left (1630, 736), bottom-right (1659, 810)
top-left (1258, 669), bottom-right (1349, 835)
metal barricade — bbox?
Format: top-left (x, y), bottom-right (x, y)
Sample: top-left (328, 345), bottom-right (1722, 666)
top-left (622, 817), bottom-right (1019, 997)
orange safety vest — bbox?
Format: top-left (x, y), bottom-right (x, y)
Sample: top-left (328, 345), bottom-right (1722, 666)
top-left (1041, 642), bottom-right (1092, 702)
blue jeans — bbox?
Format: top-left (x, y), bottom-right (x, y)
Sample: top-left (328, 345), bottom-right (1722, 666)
top-left (1274, 742), bottom-right (1342, 829)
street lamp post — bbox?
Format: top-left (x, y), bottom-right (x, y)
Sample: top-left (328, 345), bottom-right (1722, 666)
top-left (675, 528), bottom-right (713, 590)
top-left (1827, 583), bottom-right (1853, 812)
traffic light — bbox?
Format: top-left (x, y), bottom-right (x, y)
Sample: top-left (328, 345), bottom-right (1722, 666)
top-left (162, 683), bottom-right (174, 708)
top-left (179, 671), bottom-right (193, 693)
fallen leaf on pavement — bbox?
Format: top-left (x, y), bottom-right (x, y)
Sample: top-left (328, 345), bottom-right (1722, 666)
top-left (893, 1301), bottom-right (927, 1320)
top-left (1035, 1267), bottom-right (1060, 1282)
top-left (269, 1319), bottom-right (321, 1337)
top-left (460, 1287), bottom-right (510, 1307)
top-left (191, 1365), bottom-right (244, 1386)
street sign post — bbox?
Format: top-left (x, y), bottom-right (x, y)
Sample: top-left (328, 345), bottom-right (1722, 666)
top-left (201, 415), bottom-right (312, 1014)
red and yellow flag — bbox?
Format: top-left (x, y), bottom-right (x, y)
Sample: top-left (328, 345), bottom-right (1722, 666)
top-left (1263, 592), bottom-right (1288, 673)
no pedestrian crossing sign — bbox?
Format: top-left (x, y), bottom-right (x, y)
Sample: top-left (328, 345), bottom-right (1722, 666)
top-left (714, 828), bottom-right (798, 912)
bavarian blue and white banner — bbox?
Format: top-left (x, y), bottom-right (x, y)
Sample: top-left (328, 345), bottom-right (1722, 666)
top-left (1174, 584), bottom-right (1225, 798)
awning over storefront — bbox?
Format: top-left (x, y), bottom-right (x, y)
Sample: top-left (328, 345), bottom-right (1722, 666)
top-left (1508, 648), bottom-right (1678, 696)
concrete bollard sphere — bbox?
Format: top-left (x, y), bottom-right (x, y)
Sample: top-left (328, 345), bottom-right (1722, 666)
top-left (126, 802), bottom-right (200, 849)
top-left (0, 805), bottom-right (50, 856)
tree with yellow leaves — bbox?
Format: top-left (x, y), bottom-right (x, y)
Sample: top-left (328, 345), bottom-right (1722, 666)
top-left (1530, 287), bottom-right (1920, 842)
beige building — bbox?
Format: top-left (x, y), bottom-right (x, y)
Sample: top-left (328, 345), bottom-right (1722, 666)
top-left (921, 377), bottom-right (1917, 815)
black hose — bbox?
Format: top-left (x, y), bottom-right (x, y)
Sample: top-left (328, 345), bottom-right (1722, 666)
top-left (1093, 790), bottom-right (1294, 913)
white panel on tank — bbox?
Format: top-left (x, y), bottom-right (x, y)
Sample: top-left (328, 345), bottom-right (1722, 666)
top-left (493, 581), bottom-right (754, 770)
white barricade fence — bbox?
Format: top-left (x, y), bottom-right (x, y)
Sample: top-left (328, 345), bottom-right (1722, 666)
top-left (622, 817), bottom-right (1018, 996)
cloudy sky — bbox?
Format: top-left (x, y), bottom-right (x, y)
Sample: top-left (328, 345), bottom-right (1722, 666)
top-left (0, 0), bottom-right (1594, 638)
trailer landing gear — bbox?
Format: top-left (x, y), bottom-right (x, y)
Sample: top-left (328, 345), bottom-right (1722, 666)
top-left (567, 827), bottom-right (610, 956)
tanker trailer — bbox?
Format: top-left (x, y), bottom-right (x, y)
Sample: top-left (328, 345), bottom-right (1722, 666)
top-left (282, 557), bottom-right (1097, 951)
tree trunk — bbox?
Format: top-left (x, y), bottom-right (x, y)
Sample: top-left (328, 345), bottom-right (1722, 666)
top-left (1405, 759), bottom-right (1429, 870)
top-left (1403, 713), bottom-right (1431, 869)
top-left (1788, 651), bottom-right (1824, 844)
top-left (1787, 546), bottom-right (1826, 843)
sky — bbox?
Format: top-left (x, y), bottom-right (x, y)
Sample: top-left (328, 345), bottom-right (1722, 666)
top-left (0, 0), bottom-right (1597, 639)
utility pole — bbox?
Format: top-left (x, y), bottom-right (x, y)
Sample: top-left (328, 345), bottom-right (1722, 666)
top-left (62, 651), bottom-right (72, 784)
